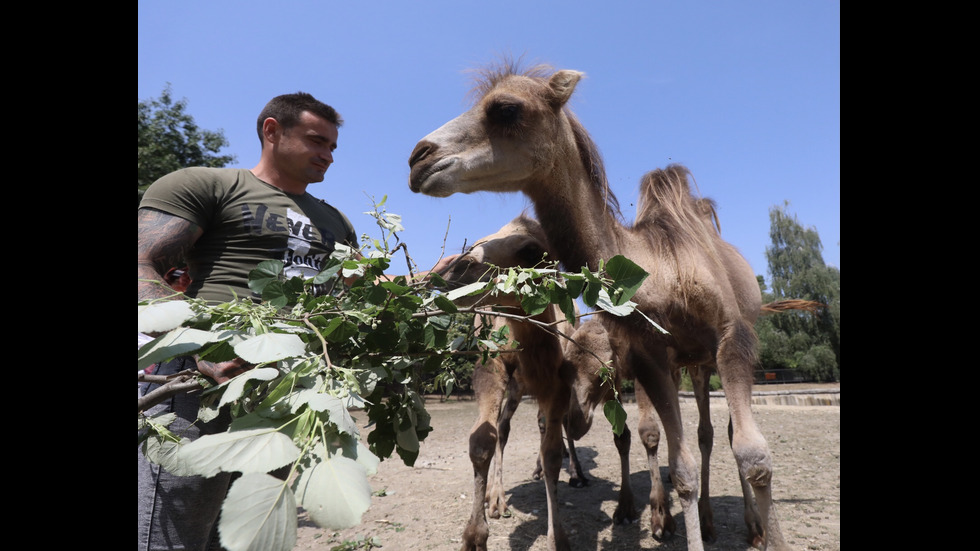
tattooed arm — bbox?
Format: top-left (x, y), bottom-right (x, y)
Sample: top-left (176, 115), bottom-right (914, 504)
top-left (138, 208), bottom-right (203, 301)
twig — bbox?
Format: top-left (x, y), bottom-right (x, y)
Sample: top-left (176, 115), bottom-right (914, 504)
top-left (303, 313), bottom-right (334, 369)
top-left (138, 369), bottom-right (204, 413)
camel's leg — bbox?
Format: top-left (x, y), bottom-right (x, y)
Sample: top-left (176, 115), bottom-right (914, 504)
top-left (538, 389), bottom-right (571, 551)
top-left (633, 351), bottom-right (704, 551)
top-left (531, 408), bottom-right (546, 480)
top-left (728, 416), bottom-right (764, 547)
top-left (612, 422), bottom-right (639, 524)
top-left (634, 380), bottom-right (676, 540)
top-left (487, 375), bottom-right (521, 519)
top-left (689, 366), bottom-right (717, 543)
top-left (532, 409), bottom-right (571, 481)
top-left (564, 417), bottom-right (589, 488)
top-left (716, 320), bottom-right (789, 551)
top-left (461, 362), bottom-right (505, 551)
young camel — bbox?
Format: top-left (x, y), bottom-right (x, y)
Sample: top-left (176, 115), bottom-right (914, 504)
top-left (439, 214), bottom-right (581, 550)
top-left (410, 63), bottom-right (791, 551)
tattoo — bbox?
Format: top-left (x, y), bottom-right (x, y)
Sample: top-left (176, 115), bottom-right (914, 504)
top-left (138, 208), bottom-right (202, 301)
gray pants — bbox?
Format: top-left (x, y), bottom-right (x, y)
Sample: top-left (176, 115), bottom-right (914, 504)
top-left (138, 357), bottom-right (233, 551)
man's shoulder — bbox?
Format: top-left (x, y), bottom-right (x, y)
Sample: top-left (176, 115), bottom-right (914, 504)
top-left (170, 166), bottom-right (248, 182)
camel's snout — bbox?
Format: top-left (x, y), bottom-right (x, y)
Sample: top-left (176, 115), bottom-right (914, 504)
top-left (408, 140), bottom-right (436, 192)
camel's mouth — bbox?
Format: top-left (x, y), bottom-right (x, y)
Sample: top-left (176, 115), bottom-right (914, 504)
top-left (409, 157), bottom-right (459, 196)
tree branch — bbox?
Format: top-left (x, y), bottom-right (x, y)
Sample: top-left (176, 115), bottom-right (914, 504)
top-left (137, 369), bottom-right (204, 413)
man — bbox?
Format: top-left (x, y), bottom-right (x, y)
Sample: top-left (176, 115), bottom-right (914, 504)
top-left (138, 92), bottom-right (418, 550)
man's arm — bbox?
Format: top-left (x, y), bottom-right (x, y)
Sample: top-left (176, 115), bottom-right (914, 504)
top-left (138, 208), bottom-right (203, 301)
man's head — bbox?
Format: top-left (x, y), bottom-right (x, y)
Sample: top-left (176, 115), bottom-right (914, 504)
top-left (253, 92), bottom-right (344, 191)
top-left (256, 92), bottom-right (343, 145)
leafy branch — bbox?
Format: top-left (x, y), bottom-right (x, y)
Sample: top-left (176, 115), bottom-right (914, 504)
top-left (137, 206), bottom-right (650, 551)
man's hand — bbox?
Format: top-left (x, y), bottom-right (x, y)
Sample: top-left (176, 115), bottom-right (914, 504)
top-left (194, 357), bottom-right (254, 384)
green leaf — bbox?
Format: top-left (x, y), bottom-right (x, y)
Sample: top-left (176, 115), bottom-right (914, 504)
top-left (563, 275), bottom-right (586, 299)
top-left (396, 423), bottom-right (420, 454)
top-left (594, 289), bottom-right (638, 317)
top-left (218, 473), bottom-right (297, 551)
top-left (138, 327), bottom-right (230, 370)
top-left (219, 368), bottom-right (281, 408)
top-left (444, 281), bottom-right (489, 302)
top-left (142, 435), bottom-right (194, 476)
top-left (604, 255), bottom-right (649, 305)
top-left (519, 290), bottom-right (551, 317)
top-left (432, 294), bottom-right (458, 313)
top-left (313, 261), bottom-right (342, 284)
top-left (293, 454), bottom-right (372, 530)
top-left (138, 301), bottom-right (196, 333)
top-left (582, 268), bottom-right (602, 307)
top-left (306, 393), bottom-right (359, 436)
top-left (248, 260), bottom-right (284, 295)
top-left (603, 400), bottom-right (628, 436)
top-left (259, 281), bottom-right (290, 309)
top-left (178, 428), bottom-right (300, 477)
top-left (234, 333), bottom-right (307, 364)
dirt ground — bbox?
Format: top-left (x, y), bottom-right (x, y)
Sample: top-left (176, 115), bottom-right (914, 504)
top-left (296, 384), bottom-right (840, 551)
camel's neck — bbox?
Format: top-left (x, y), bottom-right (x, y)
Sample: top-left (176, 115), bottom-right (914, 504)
top-left (528, 172), bottom-right (621, 274)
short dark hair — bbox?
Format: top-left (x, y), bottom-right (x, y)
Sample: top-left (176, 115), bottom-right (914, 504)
top-left (256, 92), bottom-right (343, 144)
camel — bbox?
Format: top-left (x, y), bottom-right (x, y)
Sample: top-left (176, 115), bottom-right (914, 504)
top-left (441, 215), bottom-right (640, 535)
top-left (409, 62), bottom-right (792, 551)
top-left (439, 214), bottom-right (581, 550)
top-left (481, 202), bottom-right (819, 547)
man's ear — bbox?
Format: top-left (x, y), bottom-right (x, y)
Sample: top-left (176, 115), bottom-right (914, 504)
top-left (261, 117), bottom-right (282, 145)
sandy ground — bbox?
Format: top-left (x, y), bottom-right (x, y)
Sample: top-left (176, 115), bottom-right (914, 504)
top-left (296, 385), bottom-right (840, 550)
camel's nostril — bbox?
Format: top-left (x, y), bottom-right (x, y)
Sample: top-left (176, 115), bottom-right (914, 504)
top-left (409, 141), bottom-right (434, 168)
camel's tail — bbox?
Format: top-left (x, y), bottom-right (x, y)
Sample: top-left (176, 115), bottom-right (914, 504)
top-left (760, 299), bottom-right (824, 314)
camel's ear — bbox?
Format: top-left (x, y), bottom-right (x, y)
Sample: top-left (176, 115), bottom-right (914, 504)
top-left (548, 70), bottom-right (584, 109)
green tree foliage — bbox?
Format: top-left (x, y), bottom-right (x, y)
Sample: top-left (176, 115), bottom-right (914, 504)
top-left (138, 85), bottom-right (236, 200)
top-left (757, 202), bottom-right (840, 381)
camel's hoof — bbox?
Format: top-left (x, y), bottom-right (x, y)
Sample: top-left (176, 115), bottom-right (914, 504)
top-left (613, 505), bottom-right (639, 525)
top-left (460, 525), bottom-right (489, 551)
top-left (699, 508), bottom-right (717, 542)
top-left (746, 520), bottom-right (765, 549)
top-left (649, 511), bottom-right (677, 542)
top-left (568, 476), bottom-right (589, 488)
top-left (487, 501), bottom-right (509, 519)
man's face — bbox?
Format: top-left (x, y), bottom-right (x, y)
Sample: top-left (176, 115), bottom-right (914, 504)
top-left (275, 110), bottom-right (338, 185)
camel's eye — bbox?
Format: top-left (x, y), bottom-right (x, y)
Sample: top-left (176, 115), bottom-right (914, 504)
top-left (517, 244), bottom-right (545, 266)
top-left (487, 101), bottom-right (522, 126)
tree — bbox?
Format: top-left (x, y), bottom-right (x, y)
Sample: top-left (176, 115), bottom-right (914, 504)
top-left (757, 202), bottom-right (840, 381)
top-left (138, 85), bottom-right (236, 200)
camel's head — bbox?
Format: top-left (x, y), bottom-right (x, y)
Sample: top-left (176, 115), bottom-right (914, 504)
top-left (440, 215), bottom-right (554, 308)
top-left (408, 66), bottom-right (583, 199)
top-left (562, 318), bottom-right (617, 440)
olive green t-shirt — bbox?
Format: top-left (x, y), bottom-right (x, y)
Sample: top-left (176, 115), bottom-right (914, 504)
top-left (140, 167), bottom-right (357, 303)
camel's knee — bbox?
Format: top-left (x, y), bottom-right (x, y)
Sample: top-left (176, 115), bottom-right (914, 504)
top-left (670, 452), bottom-right (700, 501)
top-left (469, 424), bottom-right (497, 467)
top-left (731, 433), bottom-right (774, 489)
top-left (637, 418), bottom-right (661, 451)
top-left (741, 457), bottom-right (773, 489)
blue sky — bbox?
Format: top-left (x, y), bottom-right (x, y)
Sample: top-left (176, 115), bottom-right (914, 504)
top-left (139, 1), bottom-right (839, 287)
